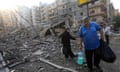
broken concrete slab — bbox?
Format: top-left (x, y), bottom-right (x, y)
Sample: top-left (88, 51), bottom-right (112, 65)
top-left (23, 44), bottom-right (28, 48)
top-left (38, 67), bottom-right (44, 72)
top-left (0, 53), bottom-right (9, 72)
top-left (32, 50), bottom-right (43, 56)
top-left (44, 54), bottom-right (50, 59)
top-left (39, 58), bottom-right (78, 72)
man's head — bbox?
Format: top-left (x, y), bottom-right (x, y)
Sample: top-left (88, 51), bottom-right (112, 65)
top-left (99, 21), bottom-right (104, 28)
top-left (82, 16), bottom-right (89, 26)
top-left (62, 27), bottom-right (70, 32)
top-left (103, 24), bottom-right (107, 28)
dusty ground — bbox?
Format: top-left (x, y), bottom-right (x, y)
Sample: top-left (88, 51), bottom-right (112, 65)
top-left (0, 32), bottom-right (120, 72)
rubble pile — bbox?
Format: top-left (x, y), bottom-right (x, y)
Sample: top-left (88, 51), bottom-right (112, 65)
top-left (0, 27), bottom-right (119, 72)
top-left (0, 27), bottom-right (70, 72)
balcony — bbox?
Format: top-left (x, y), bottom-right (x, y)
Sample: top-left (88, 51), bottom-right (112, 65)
top-left (89, 2), bottom-right (106, 9)
top-left (89, 12), bottom-right (107, 18)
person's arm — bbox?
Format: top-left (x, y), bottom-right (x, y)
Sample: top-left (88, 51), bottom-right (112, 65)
top-left (68, 32), bottom-right (76, 40)
top-left (80, 37), bottom-right (83, 50)
top-left (106, 26), bottom-right (111, 35)
top-left (79, 26), bottom-right (83, 50)
top-left (99, 29), bottom-right (104, 41)
top-left (94, 22), bottom-right (104, 40)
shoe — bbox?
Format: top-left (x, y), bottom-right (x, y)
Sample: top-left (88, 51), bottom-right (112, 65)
top-left (70, 55), bottom-right (76, 59)
top-left (87, 68), bottom-right (94, 72)
top-left (74, 54), bottom-right (78, 57)
top-left (94, 66), bottom-right (103, 72)
top-left (88, 69), bottom-right (94, 72)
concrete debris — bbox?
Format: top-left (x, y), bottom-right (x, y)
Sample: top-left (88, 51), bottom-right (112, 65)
top-left (8, 60), bottom-right (26, 68)
top-left (0, 53), bottom-right (9, 72)
top-left (11, 70), bottom-right (15, 72)
top-left (38, 67), bottom-right (45, 72)
top-left (0, 27), bottom-right (79, 72)
top-left (39, 58), bottom-right (78, 72)
top-left (32, 50), bottom-right (43, 55)
top-left (45, 38), bottom-right (54, 42)
top-left (44, 54), bottom-right (50, 59)
top-left (23, 43), bottom-right (28, 48)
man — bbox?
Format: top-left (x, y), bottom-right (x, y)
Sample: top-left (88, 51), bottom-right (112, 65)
top-left (104, 24), bottom-right (111, 45)
top-left (79, 17), bottom-right (104, 72)
top-left (60, 28), bottom-right (76, 59)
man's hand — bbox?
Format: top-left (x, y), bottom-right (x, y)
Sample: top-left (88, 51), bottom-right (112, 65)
top-left (79, 47), bottom-right (83, 50)
top-left (100, 29), bottom-right (105, 41)
top-left (80, 37), bottom-right (83, 50)
top-left (80, 45), bottom-right (83, 50)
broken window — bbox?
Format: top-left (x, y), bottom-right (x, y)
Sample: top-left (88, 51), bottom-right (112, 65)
top-left (90, 10), bottom-right (95, 14)
top-left (69, 8), bottom-right (72, 11)
top-left (80, 12), bottom-right (83, 16)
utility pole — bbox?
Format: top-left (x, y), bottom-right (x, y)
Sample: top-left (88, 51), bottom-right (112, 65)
top-left (86, 3), bottom-right (89, 17)
top-left (78, 0), bottom-right (90, 17)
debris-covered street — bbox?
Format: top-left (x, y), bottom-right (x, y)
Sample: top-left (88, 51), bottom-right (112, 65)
top-left (0, 28), bottom-right (120, 72)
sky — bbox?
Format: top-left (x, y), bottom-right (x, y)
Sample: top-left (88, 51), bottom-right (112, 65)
top-left (111, 0), bottom-right (120, 10)
top-left (39, 0), bottom-right (55, 4)
top-left (0, 0), bottom-right (56, 9)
